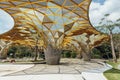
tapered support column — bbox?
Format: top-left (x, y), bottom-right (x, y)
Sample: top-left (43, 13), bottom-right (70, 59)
top-left (44, 45), bottom-right (61, 65)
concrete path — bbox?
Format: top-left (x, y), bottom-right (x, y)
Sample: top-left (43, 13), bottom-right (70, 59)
top-left (0, 74), bottom-right (84, 80)
top-left (3, 59), bottom-right (103, 76)
top-left (0, 64), bottom-right (34, 76)
top-left (0, 59), bottom-right (112, 80)
top-left (82, 62), bottom-right (112, 80)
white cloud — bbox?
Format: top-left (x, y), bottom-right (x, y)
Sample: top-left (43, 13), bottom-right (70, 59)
top-left (89, 0), bottom-right (120, 26)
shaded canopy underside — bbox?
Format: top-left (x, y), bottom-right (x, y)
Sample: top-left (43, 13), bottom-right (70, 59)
top-left (0, 0), bottom-right (109, 51)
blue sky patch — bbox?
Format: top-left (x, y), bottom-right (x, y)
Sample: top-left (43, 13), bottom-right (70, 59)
top-left (92, 0), bottom-right (105, 5)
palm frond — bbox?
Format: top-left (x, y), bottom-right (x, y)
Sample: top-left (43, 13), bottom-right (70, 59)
top-left (104, 14), bottom-right (110, 17)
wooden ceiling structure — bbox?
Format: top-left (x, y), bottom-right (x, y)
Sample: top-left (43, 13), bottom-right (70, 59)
top-left (0, 0), bottom-right (109, 50)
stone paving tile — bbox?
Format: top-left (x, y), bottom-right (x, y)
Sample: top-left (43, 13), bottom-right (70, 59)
top-left (7, 72), bottom-right (26, 76)
top-left (0, 74), bottom-right (84, 80)
top-left (61, 74), bottom-right (83, 80)
top-left (0, 59), bottom-right (111, 80)
top-left (59, 66), bottom-right (79, 74)
top-left (30, 74), bottom-right (62, 80)
top-left (0, 64), bottom-right (34, 76)
top-left (4, 59), bottom-right (104, 76)
top-left (24, 65), bottom-right (45, 73)
top-left (0, 75), bottom-right (33, 80)
top-left (39, 66), bottom-right (59, 74)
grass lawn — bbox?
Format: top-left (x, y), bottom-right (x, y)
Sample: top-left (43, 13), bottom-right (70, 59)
top-left (104, 60), bottom-right (120, 80)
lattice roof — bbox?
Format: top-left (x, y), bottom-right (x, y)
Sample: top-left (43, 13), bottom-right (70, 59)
top-left (0, 0), bottom-right (109, 50)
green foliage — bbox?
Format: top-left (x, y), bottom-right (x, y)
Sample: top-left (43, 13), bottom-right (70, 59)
top-left (62, 50), bottom-right (77, 58)
top-left (7, 46), bottom-right (17, 58)
top-left (107, 61), bottom-right (120, 68)
top-left (91, 43), bottom-right (113, 59)
top-left (71, 51), bottom-right (76, 58)
top-left (39, 52), bottom-right (45, 59)
top-left (104, 61), bottom-right (120, 80)
top-left (63, 51), bottom-right (71, 58)
top-left (92, 41), bottom-right (119, 59)
top-left (104, 68), bottom-right (120, 80)
top-left (7, 46), bottom-right (17, 53)
top-left (97, 13), bottom-right (120, 34)
top-left (7, 45), bottom-right (33, 58)
top-left (91, 48), bottom-right (101, 58)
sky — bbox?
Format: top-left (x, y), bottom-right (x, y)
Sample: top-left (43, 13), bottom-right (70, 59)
top-left (92, 0), bottom-right (105, 5)
top-left (89, 0), bottom-right (120, 26)
top-left (0, 0), bottom-right (120, 34)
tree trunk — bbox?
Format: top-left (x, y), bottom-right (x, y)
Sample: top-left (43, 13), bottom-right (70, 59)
top-left (110, 31), bottom-right (117, 62)
top-left (118, 47), bottom-right (120, 59)
top-left (44, 44), bottom-right (61, 65)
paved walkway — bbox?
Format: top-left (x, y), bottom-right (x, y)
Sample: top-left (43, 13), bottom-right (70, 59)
top-left (5, 59), bottom-right (103, 76)
top-left (0, 59), bottom-right (112, 80)
top-left (0, 74), bottom-right (84, 80)
top-left (0, 64), bottom-right (34, 76)
top-left (82, 63), bottom-right (112, 80)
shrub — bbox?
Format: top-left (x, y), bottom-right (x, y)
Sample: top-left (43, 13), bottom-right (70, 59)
top-left (7, 45), bottom-right (33, 58)
top-left (64, 52), bottom-right (71, 58)
top-left (71, 51), bottom-right (76, 58)
top-left (62, 50), bottom-right (77, 58)
top-left (62, 50), bottom-right (71, 58)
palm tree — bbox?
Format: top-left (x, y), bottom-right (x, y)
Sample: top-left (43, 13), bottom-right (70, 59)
top-left (113, 34), bottom-right (120, 58)
top-left (97, 14), bottom-right (119, 62)
top-left (116, 18), bottom-right (120, 27)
